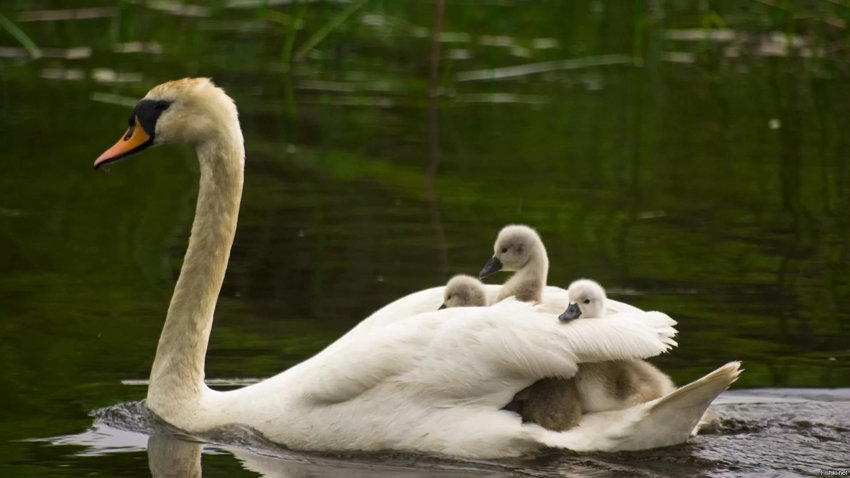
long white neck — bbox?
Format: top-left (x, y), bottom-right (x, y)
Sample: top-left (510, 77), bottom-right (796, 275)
top-left (497, 248), bottom-right (548, 303)
top-left (146, 132), bottom-right (244, 414)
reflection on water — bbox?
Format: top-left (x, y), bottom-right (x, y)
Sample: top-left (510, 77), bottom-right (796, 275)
top-left (36, 389), bottom-right (850, 477)
top-left (2, 0), bottom-right (850, 476)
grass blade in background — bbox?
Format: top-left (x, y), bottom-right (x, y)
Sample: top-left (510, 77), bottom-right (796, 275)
top-left (293, 0), bottom-right (369, 62)
top-left (282, 4), bottom-right (306, 65)
top-left (0, 13), bottom-right (41, 59)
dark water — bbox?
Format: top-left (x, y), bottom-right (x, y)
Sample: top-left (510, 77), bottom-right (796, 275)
top-left (30, 389), bottom-right (850, 477)
top-left (1, 1), bottom-right (849, 476)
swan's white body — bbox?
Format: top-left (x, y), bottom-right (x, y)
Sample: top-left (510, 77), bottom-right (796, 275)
top-left (95, 78), bottom-right (740, 459)
top-left (201, 300), bottom-right (682, 456)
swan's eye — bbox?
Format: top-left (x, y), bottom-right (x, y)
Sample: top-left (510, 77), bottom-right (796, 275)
top-left (583, 299), bottom-right (591, 304)
top-left (154, 100), bottom-right (171, 111)
top-left (122, 113), bottom-right (139, 139)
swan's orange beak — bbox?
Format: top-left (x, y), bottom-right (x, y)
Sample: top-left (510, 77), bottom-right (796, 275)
top-left (94, 116), bottom-right (152, 169)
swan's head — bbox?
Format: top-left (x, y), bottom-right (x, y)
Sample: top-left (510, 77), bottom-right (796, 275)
top-left (94, 78), bottom-right (240, 169)
top-left (559, 279), bottom-right (607, 321)
top-left (440, 274), bottom-right (487, 309)
top-left (479, 225), bottom-right (546, 278)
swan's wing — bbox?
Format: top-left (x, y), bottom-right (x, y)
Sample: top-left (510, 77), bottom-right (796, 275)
top-left (351, 286), bottom-right (445, 332)
top-left (298, 319), bottom-right (439, 404)
top-left (305, 285), bottom-right (487, 401)
top-left (605, 298), bottom-right (645, 315)
top-left (319, 286), bottom-right (446, 356)
top-left (339, 284), bottom-right (505, 336)
top-left (302, 300), bottom-right (677, 406)
top-left (405, 302), bottom-right (677, 401)
top-left (531, 300), bottom-right (677, 347)
top-left (541, 285), bottom-right (571, 309)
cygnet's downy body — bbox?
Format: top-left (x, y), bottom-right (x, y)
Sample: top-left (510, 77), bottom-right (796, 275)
top-left (561, 279), bottom-right (676, 412)
top-left (440, 275), bottom-right (487, 309)
top-left (479, 225), bottom-right (582, 431)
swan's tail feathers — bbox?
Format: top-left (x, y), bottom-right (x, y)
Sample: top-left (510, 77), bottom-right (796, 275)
top-left (623, 361), bottom-right (742, 449)
top-left (533, 361), bottom-right (741, 452)
top-left (651, 361), bottom-right (741, 414)
top-left (693, 407), bottom-right (721, 435)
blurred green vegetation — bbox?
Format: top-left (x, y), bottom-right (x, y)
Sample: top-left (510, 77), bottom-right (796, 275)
top-left (1, 0), bottom-right (849, 474)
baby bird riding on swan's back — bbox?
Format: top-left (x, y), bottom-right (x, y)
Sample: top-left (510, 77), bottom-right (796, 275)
top-left (562, 279), bottom-right (724, 434)
top-left (479, 225), bottom-right (548, 303)
top-left (440, 274), bottom-right (487, 309)
top-left (560, 279), bottom-right (676, 412)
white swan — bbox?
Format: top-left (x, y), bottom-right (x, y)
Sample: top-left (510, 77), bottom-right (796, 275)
top-left (561, 279), bottom-right (676, 412)
top-left (92, 78), bottom-right (713, 458)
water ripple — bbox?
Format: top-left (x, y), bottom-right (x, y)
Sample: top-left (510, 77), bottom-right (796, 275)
top-left (29, 389), bottom-right (849, 476)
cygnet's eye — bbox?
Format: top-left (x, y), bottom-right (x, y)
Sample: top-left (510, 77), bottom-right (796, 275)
top-left (446, 295), bottom-right (453, 300)
top-left (501, 247), bottom-right (508, 253)
top-left (583, 299), bottom-right (591, 304)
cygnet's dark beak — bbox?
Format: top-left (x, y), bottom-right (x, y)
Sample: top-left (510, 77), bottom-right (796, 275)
top-left (559, 303), bottom-right (582, 321)
top-left (438, 303), bottom-right (447, 310)
top-left (478, 257), bottom-right (503, 279)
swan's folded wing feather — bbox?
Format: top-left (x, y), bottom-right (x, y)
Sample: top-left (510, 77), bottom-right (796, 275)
top-left (404, 304), bottom-right (581, 400)
top-left (298, 319), bottom-right (440, 404)
top-left (344, 284), bottom-right (505, 335)
top-left (349, 286), bottom-right (445, 334)
top-left (301, 300), bottom-right (676, 406)
top-left (401, 301), bottom-right (677, 400)
top-left (605, 298), bottom-right (645, 315)
top-left (559, 313), bottom-right (677, 362)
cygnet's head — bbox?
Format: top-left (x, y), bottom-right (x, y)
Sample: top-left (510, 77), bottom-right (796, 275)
top-left (478, 225), bottom-right (547, 278)
top-left (95, 78), bottom-right (242, 169)
top-left (559, 279), bottom-right (607, 321)
top-left (440, 274), bottom-right (487, 309)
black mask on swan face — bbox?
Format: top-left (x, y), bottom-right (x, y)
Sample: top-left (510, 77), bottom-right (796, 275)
top-left (94, 99), bottom-right (172, 169)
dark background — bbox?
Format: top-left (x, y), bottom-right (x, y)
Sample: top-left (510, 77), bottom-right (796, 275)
top-left (1, 1), bottom-right (848, 475)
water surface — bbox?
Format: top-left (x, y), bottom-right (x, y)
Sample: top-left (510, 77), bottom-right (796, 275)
top-left (1, 1), bottom-right (849, 476)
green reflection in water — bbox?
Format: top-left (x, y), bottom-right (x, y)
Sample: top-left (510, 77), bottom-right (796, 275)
top-left (1, 0), bottom-right (849, 475)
